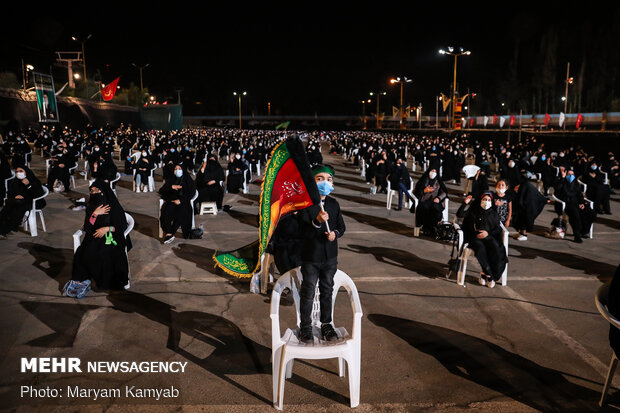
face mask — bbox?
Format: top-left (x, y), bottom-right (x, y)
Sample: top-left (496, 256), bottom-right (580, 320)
top-left (142, 152), bottom-right (147, 156)
top-left (508, 161), bottom-right (515, 168)
top-left (591, 165), bottom-right (598, 171)
top-left (454, 151), bottom-right (458, 155)
top-left (170, 148), bottom-right (175, 153)
top-left (94, 147), bottom-right (100, 152)
top-left (566, 175), bottom-right (575, 183)
top-left (481, 200), bottom-right (492, 210)
top-left (16, 172), bottom-right (26, 180)
top-left (316, 180), bottom-right (334, 196)
top-left (174, 169), bottom-right (183, 178)
top-left (70, 143), bottom-right (74, 147)
top-left (541, 156), bottom-right (546, 161)
top-left (559, 153), bottom-right (564, 157)
top-left (481, 151), bottom-right (486, 155)
top-left (429, 172), bottom-right (437, 179)
top-left (235, 154), bottom-right (241, 160)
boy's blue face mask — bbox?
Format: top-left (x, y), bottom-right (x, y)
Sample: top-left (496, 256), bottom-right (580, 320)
top-left (316, 180), bottom-right (334, 196)
top-left (566, 175), bottom-right (575, 183)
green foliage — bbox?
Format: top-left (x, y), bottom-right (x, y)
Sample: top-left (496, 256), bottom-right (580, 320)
top-left (113, 82), bottom-right (149, 107)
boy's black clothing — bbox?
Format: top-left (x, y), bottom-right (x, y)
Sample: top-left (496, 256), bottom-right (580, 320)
top-left (298, 195), bottom-right (345, 330)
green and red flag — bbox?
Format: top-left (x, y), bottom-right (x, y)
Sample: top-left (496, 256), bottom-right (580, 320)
top-left (213, 135), bottom-right (320, 278)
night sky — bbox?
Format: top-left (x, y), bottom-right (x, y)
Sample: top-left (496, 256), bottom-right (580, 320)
top-left (1, 3), bottom-right (616, 117)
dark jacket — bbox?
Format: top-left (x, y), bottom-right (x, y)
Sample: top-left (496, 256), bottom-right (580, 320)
top-left (299, 196), bottom-right (345, 263)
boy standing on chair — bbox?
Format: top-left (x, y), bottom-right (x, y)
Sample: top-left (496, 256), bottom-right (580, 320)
top-left (298, 164), bottom-right (346, 344)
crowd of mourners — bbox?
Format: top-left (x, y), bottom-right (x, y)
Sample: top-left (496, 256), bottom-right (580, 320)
top-left (0, 124), bottom-right (618, 293)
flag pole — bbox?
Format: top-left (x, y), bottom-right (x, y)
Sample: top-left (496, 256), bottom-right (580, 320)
top-left (320, 200), bottom-right (331, 233)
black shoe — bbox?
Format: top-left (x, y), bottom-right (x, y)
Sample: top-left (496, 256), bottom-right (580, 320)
top-left (299, 326), bottom-right (314, 344)
top-left (163, 235), bottom-right (175, 244)
top-left (574, 236), bottom-right (583, 243)
top-left (605, 211), bottom-right (612, 215)
top-left (409, 204), bottom-right (416, 213)
top-left (321, 324), bottom-right (338, 342)
top-left (395, 207), bottom-right (402, 211)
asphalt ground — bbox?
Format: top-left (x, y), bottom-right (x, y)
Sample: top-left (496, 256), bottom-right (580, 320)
top-left (0, 144), bottom-right (619, 412)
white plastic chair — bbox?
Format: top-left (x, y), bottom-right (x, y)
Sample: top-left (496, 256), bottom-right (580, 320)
top-left (3, 171), bottom-right (14, 202)
top-left (73, 212), bottom-right (134, 289)
top-left (453, 222), bottom-right (509, 286)
top-left (23, 186), bottom-right (49, 237)
top-left (595, 283), bottom-right (620, 407)
top-left (386, 180), bottom-right (414, 210)
top-left (68, 162), bottom-right (78, 189)
top-left (412, 195), bottom-right (449, 236)
top-left (158, 190), bottom-right (198, 239)
top-left (549, 190), bottom-right (595, 239)
top-left (360, 158), bottom-right (366, 177)
top-left (270, 268), bottom-right (362, 410)
top-left (199, 202), bottom-right (217, 215)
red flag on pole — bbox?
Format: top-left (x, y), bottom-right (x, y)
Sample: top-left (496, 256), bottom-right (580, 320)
top-left (101, 77), bottom-right (120, 101)
top-left (510, 115), bottom-right (516, 126)
top-left (493, 114), bottom-right (498, 125)
top-left (576, 113), bottom-right (584, 129)
top-left (544, 113), bottom-right (551, 126)
top-left (470, 118), bottom-right (474, 127)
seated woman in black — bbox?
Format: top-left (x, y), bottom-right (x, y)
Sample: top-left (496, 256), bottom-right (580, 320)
top-left (413, 167), bottom-right (447, 236)
top-left (64, 179), bottom-right (131, 298)
top-left (196, 155), bottom-right (225, 211)
top-left (226, 153), bottom-right (246, 194)
top-left (0, 164), bottom-right (45, 239)
top-left (159, 164), bottom-right (196, 244)
top-left (134, 151), bottom-right (153, 192)
top-left (461, 192), bottom-right (508, 288)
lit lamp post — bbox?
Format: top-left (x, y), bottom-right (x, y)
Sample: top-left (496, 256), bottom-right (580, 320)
top-left (72, 34), bottom-right (92, 84)
top-left (360, 98), bottom-right (372, 130)
top-left (233, 91), bottom-right (247, 129)
top-left (22, 62), bottom-right (34, 91)
top-left (439, 47), bottom-right (471, 129)
top-left (389, 76), bottom-right (412, 129)
top-left (369, 91), bottom-right (386, 128)
top-left (562, 62), bottom-right (573, 130)
top-left (131, 63), bottom-right (150, 91)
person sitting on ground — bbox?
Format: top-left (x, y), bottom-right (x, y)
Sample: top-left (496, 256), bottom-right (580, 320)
top-left (413, 167), bottom-right (448, 236)
top-left (460, 191), bottom-right (508, 289)
top-left (64, 179), bottom-right (132, 298)
top-left (159, 164), bottom-right (196, 244)
top-left (0, 164), bottom-right (45, 239)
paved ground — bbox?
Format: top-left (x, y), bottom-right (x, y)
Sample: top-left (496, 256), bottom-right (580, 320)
top-left (0, 144), bottom-right (619, 412)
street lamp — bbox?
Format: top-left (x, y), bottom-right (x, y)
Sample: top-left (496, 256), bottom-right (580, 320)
top-left (360, 98), bottom-right (372, 130)
top-left (131, 63), bottom-right (150, 91)
top-left (72, 34), bottom-right (92, 83)
top-left (389, 76), bottom-right (412, 129)
top-left (439, 47), bottom-right (471, 128)
top-left (233, 91), bottom-right (247, 129)
top-left (369, 91), bottom-right (387, 128)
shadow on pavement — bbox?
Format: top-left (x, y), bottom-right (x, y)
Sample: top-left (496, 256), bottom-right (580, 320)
top-left (343, 244), bottom-right (446, 279)
top-left (368, 313), bottom-right (602, 412)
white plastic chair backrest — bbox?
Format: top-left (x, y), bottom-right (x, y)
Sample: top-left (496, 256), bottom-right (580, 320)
top-left (4, 171), bottom-right (15, 198)
top-left (462, 165), bottom-right (480, 179)
top-left (33, 186), bottom-right (49, 210)
top-left (124, 212), bottom-right (134, 238)
top-left (596, 284), bottom-right (620, 331)
top-left (530, 155), bottom-right (538, 165)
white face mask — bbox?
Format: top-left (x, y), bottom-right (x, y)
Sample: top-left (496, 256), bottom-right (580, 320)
top-left (429, 172), bottom-right (437, 179)
top-left (481, 200), bottom-right (492, 210)
top-left (498, 188), bottom-right (507, 195)
top-left (174, 169), bottom-right (183, 178)
top-left (16, 172), bottom-right (26, 180)
top-left (235, 154), bottom-right (241, 160)
top-left (508, 161), bottom-right (515, 168)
